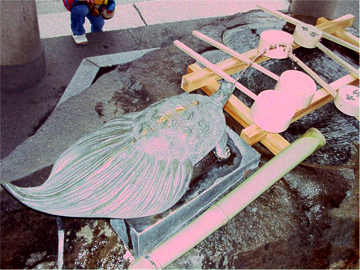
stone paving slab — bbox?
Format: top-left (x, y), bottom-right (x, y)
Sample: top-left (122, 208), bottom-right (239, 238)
top-left (38, 3), bottom-right (145, 38)
top-left (85, 47), bottom-right (159, 67)
top-left (56, 59), bottom-right (99, 107)
top-left (35, 0), bottom-right (158, 15)
top-left (135, 0), bottom-right (289, 25)
top-left (57, 48), bottom-right (159, 106)
top-left (37, 0), bottom-right (290, 38)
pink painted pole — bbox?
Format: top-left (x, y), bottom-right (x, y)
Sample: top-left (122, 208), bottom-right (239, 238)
top-left (129, 128), bottom-right (326, 269)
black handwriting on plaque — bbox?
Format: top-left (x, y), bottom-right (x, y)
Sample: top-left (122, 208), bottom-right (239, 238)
top-left (310, 31), bottom-right (319, 38)
top-left (302, 26), bottom-right (309, 31)
top-left (346, 94), bottom-right (355, 101)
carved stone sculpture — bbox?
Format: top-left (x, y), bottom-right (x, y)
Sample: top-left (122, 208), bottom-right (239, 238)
top-left (2, 82), bottom-right (235, 218)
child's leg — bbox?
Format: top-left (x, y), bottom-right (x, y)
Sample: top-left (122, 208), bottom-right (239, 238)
top-left (70, 4), bottom-right (90, 35)
top-left (87, 12), bottom-right (105, 33)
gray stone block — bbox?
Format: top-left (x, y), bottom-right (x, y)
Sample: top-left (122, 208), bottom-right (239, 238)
top-left (111, 128), bottom-right (260, 258)
top-left (57, 48), bottom-right (159, 107)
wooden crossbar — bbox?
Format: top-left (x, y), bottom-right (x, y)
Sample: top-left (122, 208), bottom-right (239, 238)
top-left (316, 16), bottom-right (359, 49)
top-left (316, 14), bottom-right (356, 35)
top-left (182, 14), bottom-right (359, 155)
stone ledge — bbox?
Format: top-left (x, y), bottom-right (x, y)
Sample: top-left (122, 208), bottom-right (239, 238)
top-left (56, 48), bottom-right (159, 107)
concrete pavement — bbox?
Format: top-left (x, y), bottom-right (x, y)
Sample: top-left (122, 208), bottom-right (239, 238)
top-left (37, 0), bottom-right (291, 39)
top-left (36, 0), bottom-right (359, 40)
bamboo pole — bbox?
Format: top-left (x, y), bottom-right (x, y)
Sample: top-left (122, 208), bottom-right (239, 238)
top-left (129, 128), bottom-right (326, 269)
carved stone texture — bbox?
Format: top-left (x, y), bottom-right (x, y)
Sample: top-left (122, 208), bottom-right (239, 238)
top-left (2, 86), bottom-right (234, 218)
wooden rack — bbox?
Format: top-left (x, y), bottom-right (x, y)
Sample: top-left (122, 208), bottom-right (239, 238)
top-left (180, 13), bottom-right (359, 155)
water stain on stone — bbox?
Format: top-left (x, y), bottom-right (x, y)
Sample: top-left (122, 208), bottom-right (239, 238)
top-left (110, 84), bottom-right (151, 114)
top-left (95, 102), bottom-right (104, 118)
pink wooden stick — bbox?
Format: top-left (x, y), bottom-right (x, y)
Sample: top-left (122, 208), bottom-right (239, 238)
top-left (174, 40), bottom-right (258, 100)
top-left (289, 54), bottom-right (338, 98)
top-left (192, 30), bottom-right (280, 81)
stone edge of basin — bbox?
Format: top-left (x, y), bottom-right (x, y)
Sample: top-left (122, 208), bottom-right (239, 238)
top-left (56, 47), bottom-right (160, 107)
top-left (0, 48), bottom-right (160, 187)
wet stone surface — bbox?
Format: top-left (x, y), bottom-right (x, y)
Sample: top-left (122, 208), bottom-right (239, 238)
top-left (220, 18), bottom-right (359, 166)
top-left (1, 9), bottom-right (359, 269)
top-left (1, 166), bottom-right (131, 269)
